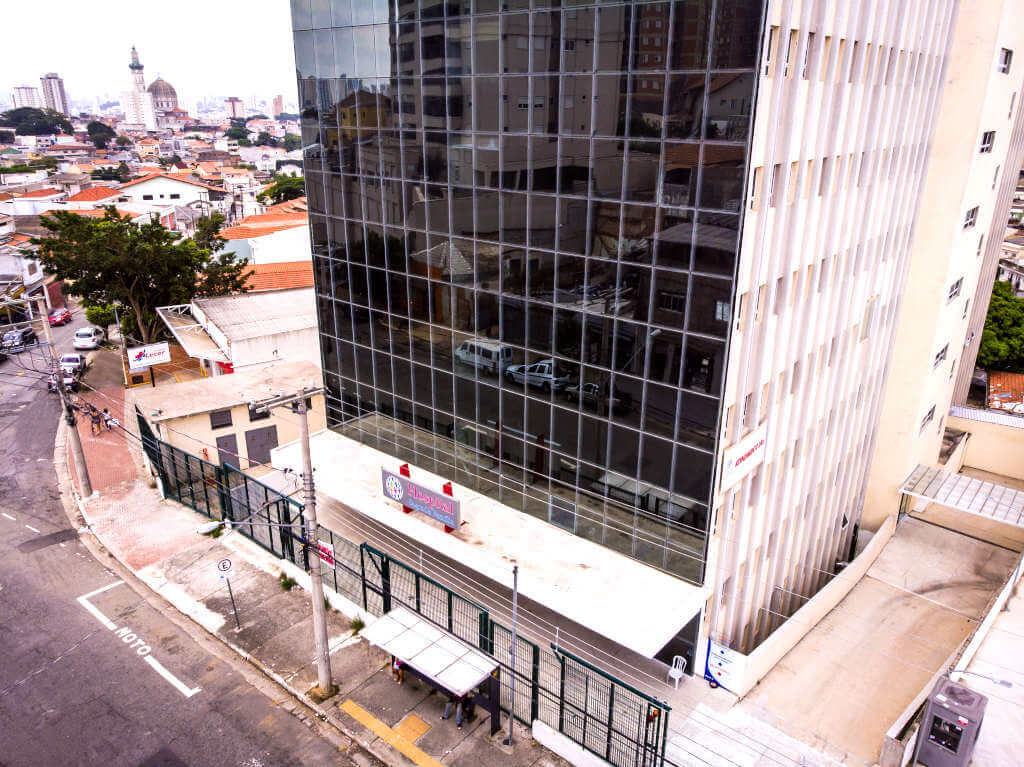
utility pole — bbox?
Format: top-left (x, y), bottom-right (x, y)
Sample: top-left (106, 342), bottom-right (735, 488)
top-left (36, 297), bottom-right (92, 497)
top-left (251, 386), bottom-right (335, 699)
top-left (113, 303), bottom-right (128, 386)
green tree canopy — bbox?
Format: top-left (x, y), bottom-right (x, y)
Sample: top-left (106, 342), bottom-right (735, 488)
top-left (84, 303), bottom-right (118, 338)
top-left (0, 129), bottom-right (14, 143)
top-left (225, 126), bottom-right (249, 141)
top-left (32, 208), bottom-right (250, 344)
top-left (0, 107), bottom-right (72, 136)
top-left (978, 280), bottom-right (1024, 372)
top-left (257, 174), bottom-right (305, 205)
top-left (86, 121), bottom-right (116, 149)
top-left (115, 135), bottom-right (131, 147)
top-left (281, 134), bottom-right (301, 152)
top-left (256, 131), bottom-right (278, 147)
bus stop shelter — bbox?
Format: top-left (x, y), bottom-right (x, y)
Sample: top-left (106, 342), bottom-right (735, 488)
top-left (360, 606), bottom-right (502, 735)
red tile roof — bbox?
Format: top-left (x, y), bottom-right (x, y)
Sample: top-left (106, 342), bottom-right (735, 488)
top-left (220, 210), bottom-right (307, 240)
top-left (17, 187), bottom-right (66, 199)
top-left (245, 261), bottom-right (315, 292)
top-left (66, 186), bottom-right (120, 202)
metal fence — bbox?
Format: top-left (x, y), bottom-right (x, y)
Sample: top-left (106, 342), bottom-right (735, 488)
top-left (139, 426), bottom-right (670, 767)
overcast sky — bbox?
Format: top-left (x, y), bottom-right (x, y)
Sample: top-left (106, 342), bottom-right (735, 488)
top-left (2, 1), bottom-right (298, 107)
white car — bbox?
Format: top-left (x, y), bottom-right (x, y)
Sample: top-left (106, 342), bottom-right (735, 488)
top-left (506, 359), bottom-right (572, 391)
top-left (73, 327), bottom-right (104, 350)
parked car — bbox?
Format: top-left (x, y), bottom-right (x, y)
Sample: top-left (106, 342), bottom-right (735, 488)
top-left (1, 327), bottom-right (37, 352)
top-left (60, 353), bottom-right (85, 375)
top-left (564, 382), bottom-right (633, 414)
top-left (454, 340), bottom-right (513, 376)
top-left (73, 327), bottom-right (104, 350)
top-left (48, 307), bottom-right (72, 326)
top-left (48, 369), bottom-right (80, 393)
top-left (506, 359), bottom-right (572, 391)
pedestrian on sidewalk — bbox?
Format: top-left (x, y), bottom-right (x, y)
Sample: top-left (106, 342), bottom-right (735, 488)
top-left (89, 406), bottom-right (102, 436)
top-left (102, 408), bottom-right (112, 431)
top-left (442, 693), bottom-right (472, 728)
top-left (392, 657), bottom-right (405, 685)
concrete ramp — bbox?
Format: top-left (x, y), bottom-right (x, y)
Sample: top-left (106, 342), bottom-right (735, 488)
top-left (740, 517), bottom-right (1017, 764)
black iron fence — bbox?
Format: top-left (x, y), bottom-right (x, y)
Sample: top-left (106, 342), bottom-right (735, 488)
top-left (138, 427), bottom-right (669, 767)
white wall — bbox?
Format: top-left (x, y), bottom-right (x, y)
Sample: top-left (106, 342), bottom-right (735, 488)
top-left (232, 327), bottom-right (320, 370)
top-left (709, 0), bottom-right (959, 655)
top-left (249, 225), bottom-right (311, 265)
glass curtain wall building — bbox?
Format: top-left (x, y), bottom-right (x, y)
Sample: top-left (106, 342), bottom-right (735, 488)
top-left (293, 0), bottom-right (763, 585)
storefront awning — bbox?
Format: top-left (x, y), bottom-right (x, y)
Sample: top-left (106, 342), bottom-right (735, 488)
top-left (272, 429), bottom-right (709, 659)
top-left (899, 464), bottom-right (1024, 526)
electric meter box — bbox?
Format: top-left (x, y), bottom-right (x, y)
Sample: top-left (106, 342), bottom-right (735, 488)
top-left (915, 678), bottom-right (987, 767)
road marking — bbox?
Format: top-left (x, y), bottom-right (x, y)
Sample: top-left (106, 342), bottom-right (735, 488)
top-left (340, 700), bottom-right (444, 767)
top-left (25, 524), bottom-right (40, 533)
top-left (17, 371), bottom-right (24, 376)
top-left (145, 656), bottom-right (200, 697)
top-left (76, 581), bottom-right (201, 698)
top-left (1, 513), bottom-right (15, 521)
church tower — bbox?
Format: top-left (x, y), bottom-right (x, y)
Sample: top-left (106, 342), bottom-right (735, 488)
top-left (129, 46), bottom-right (146, 91)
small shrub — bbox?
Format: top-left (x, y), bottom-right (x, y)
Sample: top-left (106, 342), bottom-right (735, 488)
top-left (324, 596), bottom-right (331, 612)
top-left (349, 616), bottom-right (366, 635)
top-left (279, 573), bottom-right (296, 591)
top-left (209, 525), bottom-right (223, 539)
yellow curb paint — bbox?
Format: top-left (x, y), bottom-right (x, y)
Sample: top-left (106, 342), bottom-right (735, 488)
top-left (340, 700), bottom-right (443, 767)
top-left (394, 713), bottom-right (430, 742)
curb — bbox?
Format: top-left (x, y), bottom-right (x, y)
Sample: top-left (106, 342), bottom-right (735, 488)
top-left (52, 414), bottom-right (408, 767)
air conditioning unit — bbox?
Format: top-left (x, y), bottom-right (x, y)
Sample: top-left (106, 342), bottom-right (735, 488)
top-left (914, 677), bottom-right (987, 766)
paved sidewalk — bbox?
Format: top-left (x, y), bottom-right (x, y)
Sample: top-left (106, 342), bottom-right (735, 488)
top-left (63, 393), bottom-right (570, 767)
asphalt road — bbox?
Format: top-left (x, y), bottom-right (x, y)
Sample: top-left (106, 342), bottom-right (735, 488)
top-left (0, 305), bottom-right (377, 767)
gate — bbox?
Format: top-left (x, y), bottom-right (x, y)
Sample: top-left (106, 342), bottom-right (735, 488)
top-left (553, 646), bottom-right (670, 767)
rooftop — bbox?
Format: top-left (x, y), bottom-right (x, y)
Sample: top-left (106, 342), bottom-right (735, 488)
top-left (16, 187), bottom-right (66, 199)
top-left (193, 287), bottom-right (315, 342)
top-left (132, 360), bottom-right (321, 422)
top-left (245, 261), bottom-right (315, 292)
top-left (65, 186), bottom-right (120, 202)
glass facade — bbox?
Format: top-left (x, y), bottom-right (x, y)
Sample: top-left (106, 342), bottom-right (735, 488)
top-left (292, 0), bottom-right (763, 584)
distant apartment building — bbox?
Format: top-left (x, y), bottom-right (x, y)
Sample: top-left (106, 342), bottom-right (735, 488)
top-left (289, 0), bottom-right (1013, 689)
top-left (272, 94), bottom-right (284, 118)
top-left (224, 97), bottom-right (245, 119)
top-left (865, 1), bottom-right (1024, 528)
top-left (39, 73), bottom-right (69, 116)
top-left (12, 86), bottom-right (43, 110)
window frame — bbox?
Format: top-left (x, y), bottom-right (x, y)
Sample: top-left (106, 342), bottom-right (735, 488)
top-left (209, 409), bottom-right (233, 429)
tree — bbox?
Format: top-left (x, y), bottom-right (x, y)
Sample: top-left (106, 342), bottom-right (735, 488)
top-left (978, 280), bottom-right (1024, 372)
top-left (281, 133), bottom-right (302, 152)
top-left (115, 135), bottom-right (131, 148)
top-left (117, 161), bottom-right (131, 182)
top-left (0, 107), bottom-right (72, 135)
top-left (258, 174), bottom-right (305, 204)
top-left (86, 120), bottom-right (116, 149)
top-left (193, 212), bottom-right (252, 296)
top-left (32, 207), bottom-right (250, 344)
top-left (238, 137), bottom-right (252, 147)
top-left (84, 303), bottom-right (118, 340)
top-left (225, 126), bottom-right (248, 141)
top-left (256, 131), bottom-right (278, 147)
top-left (0, 129), bottom-right (13, 144)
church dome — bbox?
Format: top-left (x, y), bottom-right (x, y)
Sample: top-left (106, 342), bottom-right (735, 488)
top-left (147, 78), bottom-right (178, 111)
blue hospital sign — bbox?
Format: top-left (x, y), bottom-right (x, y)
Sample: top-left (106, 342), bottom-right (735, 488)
top-left (381, 468), bottom-right (461, 529)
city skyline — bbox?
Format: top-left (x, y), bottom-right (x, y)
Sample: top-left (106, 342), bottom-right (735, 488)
top-left (1, 1), bottom-right (297, 109)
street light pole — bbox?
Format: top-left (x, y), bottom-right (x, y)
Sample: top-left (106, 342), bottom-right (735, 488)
top-left (503, 563), bottom-right (519, 747)
top-left (252, 386), bottom-right (335, 700)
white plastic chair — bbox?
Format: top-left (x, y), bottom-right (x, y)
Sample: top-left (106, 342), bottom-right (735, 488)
top-left (667, 655), bottom-right (687, 689)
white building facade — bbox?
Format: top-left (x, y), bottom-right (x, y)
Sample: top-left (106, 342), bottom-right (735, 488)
top-left (40, 73), bottom-right (69, 116)
top-left (12, 86), bottom-right (43, 110)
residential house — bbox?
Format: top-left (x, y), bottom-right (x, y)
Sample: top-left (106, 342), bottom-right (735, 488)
top-left (131, 360), bottom-right (325, 473)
